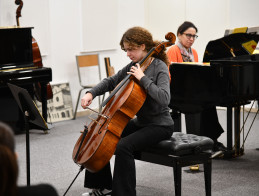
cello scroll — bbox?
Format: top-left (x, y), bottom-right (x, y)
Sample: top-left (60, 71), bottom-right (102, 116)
top-left (15, 0), bottom-right (23, 27)
top-left (153, 32), bottom-right (176, 57)
top-left (139, 32), bottom-right (176, 72)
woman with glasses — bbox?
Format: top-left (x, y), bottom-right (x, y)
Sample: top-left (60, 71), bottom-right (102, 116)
top-left (167, 21), bottom-right (226, 156)
top-left (167, 21), bottom-right (198, 63)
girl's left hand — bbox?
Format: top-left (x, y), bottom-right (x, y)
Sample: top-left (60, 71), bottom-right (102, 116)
top-left (127, 63), bottom-right (145, 81)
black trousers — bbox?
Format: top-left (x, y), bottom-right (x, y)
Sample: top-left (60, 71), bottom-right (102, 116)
top-left (185, 107), bottom-right (224, 141)
top-left (84, 120), bottom-right (174, 196)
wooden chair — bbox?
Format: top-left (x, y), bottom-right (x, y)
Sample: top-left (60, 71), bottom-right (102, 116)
top-left (104, 57), bottom-right (115, 77)
top-left (102, 57), bottom-right (115, 103)
top-left (73, 54), bottom-right (102, 119)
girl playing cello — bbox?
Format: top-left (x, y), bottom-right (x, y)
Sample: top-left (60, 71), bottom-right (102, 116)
top-left (81, 26), bottom-right (174, 196)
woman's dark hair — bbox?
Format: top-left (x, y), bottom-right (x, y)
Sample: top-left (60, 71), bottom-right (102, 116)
top-left (177, 21), bottom-right (198, 36)
top-left (120, 26), bottom-right (170, 66)
top-left (0, 122), bottom-right (18, 196)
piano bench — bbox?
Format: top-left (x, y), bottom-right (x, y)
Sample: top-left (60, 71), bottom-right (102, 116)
top-left (134, 132), bottom-right (214, 196)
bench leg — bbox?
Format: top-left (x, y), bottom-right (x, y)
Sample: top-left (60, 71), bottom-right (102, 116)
top-left (204, 159), bottom-right (212, 196)
top-left (173, 162), bottom-right (182, 196)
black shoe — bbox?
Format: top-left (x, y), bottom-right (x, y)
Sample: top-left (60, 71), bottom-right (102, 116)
top-left (213, 141), bottom-right (227, 152)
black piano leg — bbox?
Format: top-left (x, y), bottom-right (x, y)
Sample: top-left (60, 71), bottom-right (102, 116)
top-left (234, 106), bottom-right (243, 156)
top-left (171, 110), bottom-right (182, 132)
top-left (256, 100), bottom-right (259, 151)
top-left (226, 106), bottom-right (232, 151)
top-left (224, 107), bottom-right (234, 158)
top-left (225, 106), bottom-right (243, 158)
top-left (40, 82), bottom-right (48, 122)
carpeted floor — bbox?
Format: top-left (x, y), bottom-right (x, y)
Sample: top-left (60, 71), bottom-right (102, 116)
top-left (15, 109), bottom-right (259, 196)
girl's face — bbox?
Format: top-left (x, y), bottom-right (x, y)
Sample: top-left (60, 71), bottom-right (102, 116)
top-left (123, 42), bottom-right (147, 63)
top-left (178, 27), bottom-right (197, 49)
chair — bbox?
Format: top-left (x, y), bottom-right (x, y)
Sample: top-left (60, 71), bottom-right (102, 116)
top-left (73, 54), bottom-right (102, 119)
top-left (104, 57), bottom-right (115, 77)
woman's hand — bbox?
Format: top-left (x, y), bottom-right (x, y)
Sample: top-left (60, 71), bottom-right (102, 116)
top-left (127, 63), bottom-right (145, 81)
top-left (81, 92), bottom-right (93, 109)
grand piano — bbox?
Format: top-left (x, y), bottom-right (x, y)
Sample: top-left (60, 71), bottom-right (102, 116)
top-left (0, 27), bottom-right (52, 133)
top-left (170, 31), bottom-right (259, 157)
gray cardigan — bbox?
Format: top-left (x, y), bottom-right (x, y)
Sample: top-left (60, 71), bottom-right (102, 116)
top-left (89, 58), bottom-right (174, 127)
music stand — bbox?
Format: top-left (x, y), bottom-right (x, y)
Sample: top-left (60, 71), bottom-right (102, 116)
top-left (7, 83), bottom-right (48, 186)
top-left (203, 33), bottom-right (259, 62)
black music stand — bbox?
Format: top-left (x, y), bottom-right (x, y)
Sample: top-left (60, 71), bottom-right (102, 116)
top-left (7, 83), bottom-right (48, 186)
top-left (203, 33), bottom-right (259, 62)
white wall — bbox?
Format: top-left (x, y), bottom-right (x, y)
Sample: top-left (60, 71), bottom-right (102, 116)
top-left (146, 0), bottom-right (259, 61)
top-left (146, 0), bottom-right (230, 61)
top-left (1, 0), bottom-right (259, 114)
top-left (229, 0), bottom-right (259, 28)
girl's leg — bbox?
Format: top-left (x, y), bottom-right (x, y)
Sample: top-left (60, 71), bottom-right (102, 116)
top-left (112, 122), bottom-right (173, 196)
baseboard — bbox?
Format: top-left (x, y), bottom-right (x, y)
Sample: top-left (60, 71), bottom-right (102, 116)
top-left (77, 107), bottom-right (258, 117)
top-left (216, 106), bottom-right (258, 113)
top-left (244, 108), bottom-right (258, 113)
top-left (216, 106), bottom-right (226, 110)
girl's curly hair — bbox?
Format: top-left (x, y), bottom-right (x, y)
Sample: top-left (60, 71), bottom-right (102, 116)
top-left (120, 26), bottom-right (170, 66)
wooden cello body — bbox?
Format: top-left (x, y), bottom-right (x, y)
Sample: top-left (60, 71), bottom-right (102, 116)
top-left (73, 78), bottom-right (146, 172)
top-left (72, 32), bottom-right (176, 173)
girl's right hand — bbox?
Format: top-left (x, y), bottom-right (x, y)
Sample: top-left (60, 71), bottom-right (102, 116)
top-left (81, 93), bottom-right (93, 109)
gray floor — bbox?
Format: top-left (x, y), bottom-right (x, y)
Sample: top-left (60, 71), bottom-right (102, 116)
top-left (15, 109), bottom-right (259, 196)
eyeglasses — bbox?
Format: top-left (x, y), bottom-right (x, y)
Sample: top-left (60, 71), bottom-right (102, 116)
top-left (183, 33), bottom-right (198, 40)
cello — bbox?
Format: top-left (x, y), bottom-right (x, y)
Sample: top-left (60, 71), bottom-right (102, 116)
top-left (15, 0), bottom-right (53, 101)
top-left (72, 32), bottom-right (176, 173)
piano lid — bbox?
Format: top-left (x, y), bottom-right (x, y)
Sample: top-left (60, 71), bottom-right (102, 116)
top-left (203, 33), bottom-right (259, 62)
top-left (0, 27), bottom-right (34, 68)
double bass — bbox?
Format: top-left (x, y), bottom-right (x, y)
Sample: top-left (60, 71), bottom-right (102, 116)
top-left (15, 0), bottom-right (53, 101)
top-left (72, 32), bottom-right (176, 173)
top-left (32, 37), bottom-right (53, 101)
